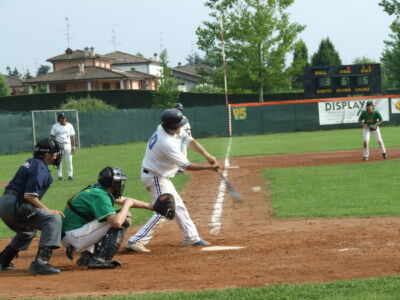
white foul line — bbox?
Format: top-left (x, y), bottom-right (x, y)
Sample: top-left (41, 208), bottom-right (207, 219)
top-left (209, 137), bottom-right (232, 235)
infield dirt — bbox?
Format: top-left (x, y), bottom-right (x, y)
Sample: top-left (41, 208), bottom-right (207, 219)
top-left (0, 148), bottom-right (399, 299)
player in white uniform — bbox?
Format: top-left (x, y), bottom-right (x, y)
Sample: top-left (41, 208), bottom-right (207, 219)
top-left (50, 113), bottom-right (76, 181)
top-left (125, 108), bottom-right (219, 252)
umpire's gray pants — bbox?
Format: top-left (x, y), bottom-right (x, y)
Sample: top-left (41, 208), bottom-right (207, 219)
top-left (0, 193), bottom-right (62, 250)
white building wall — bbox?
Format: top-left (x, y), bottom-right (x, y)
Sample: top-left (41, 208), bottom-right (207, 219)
top-left (113, 63), bottom-right (162, 77)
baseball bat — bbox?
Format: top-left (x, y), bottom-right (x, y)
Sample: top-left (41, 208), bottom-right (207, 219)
top-left (217, 169), bottom-right (242, 201)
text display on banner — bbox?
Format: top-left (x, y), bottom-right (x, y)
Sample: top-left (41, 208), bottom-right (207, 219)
top-left (318, 98), bottom-right (389, 125)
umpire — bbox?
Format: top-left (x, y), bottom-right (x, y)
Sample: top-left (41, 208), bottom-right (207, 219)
top-left (0, 138), bottom-right (65, 275)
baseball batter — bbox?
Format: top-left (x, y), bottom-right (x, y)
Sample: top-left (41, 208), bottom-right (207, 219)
top-left (358, 100), bottom-right (387, 161)
top-left (125, 108), bottom-right (219, 252)
top-left (50, 112), bottom-right (76, 181)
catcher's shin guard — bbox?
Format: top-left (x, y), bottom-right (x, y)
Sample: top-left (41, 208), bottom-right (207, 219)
top-left (87, 227), bottom-right (126, 269)
top-left (0, 246), bottom-right (19, 271)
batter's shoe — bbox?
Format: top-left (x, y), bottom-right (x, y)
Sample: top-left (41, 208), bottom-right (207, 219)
top-left (87, 256), bottom-right (121, 269)
top-left (125, 241), bottom-right (151, 253)
top-left (185, 239), bottom-right (210, 247)
top-left (383, 153), bottom-right (388, 159)
top-left (363, 156), bottom-right (368, 161)
top-left (68, 176), bottom-right (74, 181)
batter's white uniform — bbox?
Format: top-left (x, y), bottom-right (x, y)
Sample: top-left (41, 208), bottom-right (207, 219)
top-left (179, 118), bottom-right (191, 158)
top-left (127, 124), bottom-right (203, 246)
top-left (50, 122), bottom-right (75, 178)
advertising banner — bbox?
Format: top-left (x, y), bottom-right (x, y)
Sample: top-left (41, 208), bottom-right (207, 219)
top-left (318, 98), bottom-right (389, 125)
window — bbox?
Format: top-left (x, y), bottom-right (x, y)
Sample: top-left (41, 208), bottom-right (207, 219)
top-left (102, 83), bottom-right (111, 89)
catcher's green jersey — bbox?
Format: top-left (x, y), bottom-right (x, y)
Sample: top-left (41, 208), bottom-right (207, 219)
top-left (358, 110), bottom-right (383, 125)
top-left (62, 184), bottom-right (116, 232)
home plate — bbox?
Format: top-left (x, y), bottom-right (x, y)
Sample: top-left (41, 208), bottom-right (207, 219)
top-left (201, 246), bottom-right (244, 251)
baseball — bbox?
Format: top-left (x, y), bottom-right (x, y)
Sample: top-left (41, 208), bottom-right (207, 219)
top-left (251, 186), bottom-right (261, 193)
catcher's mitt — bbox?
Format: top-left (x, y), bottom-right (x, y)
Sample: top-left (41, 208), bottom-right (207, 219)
top-left (153, 193), bottom-right (175, 220)
top-left (369, 125), bottom-right (378, 131)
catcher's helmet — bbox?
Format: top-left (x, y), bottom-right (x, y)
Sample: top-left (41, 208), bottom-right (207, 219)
top-left (174, 103), bottom-right (183, 112)
top-left (33, 138), bottom-right (64, 167)
top-left (98, 166), bottom-right (127, 199)
top-left (161, 108), bottom-right (187, 130)
top-left (58, 112), bottom-right (66, 121)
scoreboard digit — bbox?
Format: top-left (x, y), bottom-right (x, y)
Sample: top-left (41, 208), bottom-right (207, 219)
top-left (303, 64), bottom-right (381, 98)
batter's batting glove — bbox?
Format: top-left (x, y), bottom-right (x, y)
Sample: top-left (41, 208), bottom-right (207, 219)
top-left (153, 193), bottom-right (175, 220)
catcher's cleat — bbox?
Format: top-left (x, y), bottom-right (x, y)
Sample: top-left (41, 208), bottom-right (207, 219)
top-left (125, 241), bottom-right (151, 253)
top-left (363, 156), bottom-right (368, 161)
top-left (383, 153), bottom-right (388, 159)
top-left (184, 239), bottom-right (210, 247)
top-left (76, 251), bottom-right (93, 266)
top-left (87, 257), bottom-right (121, 269)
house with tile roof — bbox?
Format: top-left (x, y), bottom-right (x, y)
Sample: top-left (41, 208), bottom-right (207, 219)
top-left (170, 64), bottom-right (215, 92)
top-left (25, 47), bottom-right (159, 93)
top-left (104, 51), bottom-right (163, 77)
top-left (5, 75), bottom-right (26, 95)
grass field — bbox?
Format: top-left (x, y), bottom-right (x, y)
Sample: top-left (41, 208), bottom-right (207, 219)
top-left (1, 126), bottom-right (399, 299)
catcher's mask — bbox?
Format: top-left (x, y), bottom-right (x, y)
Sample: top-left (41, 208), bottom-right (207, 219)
top-left (98, 166), bottom-right (127, 199)
top-left (33, 138), bottom-right (64, 167)
top-left (161, 108), bottom-right (187, 131)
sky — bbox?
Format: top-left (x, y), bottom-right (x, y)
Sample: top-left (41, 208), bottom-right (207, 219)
top-left (0, 0), bottom-right (394, 76)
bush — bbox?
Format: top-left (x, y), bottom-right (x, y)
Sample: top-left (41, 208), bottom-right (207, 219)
top-left (59, 95), bottom-right (117, 112)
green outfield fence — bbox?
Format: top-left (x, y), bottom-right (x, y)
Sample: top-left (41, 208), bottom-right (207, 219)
top-left (1, 94), bottom-right (399, 154)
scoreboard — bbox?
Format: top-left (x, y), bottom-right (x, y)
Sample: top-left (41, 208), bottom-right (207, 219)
top-left (303, 64), bottom-right (381, 98)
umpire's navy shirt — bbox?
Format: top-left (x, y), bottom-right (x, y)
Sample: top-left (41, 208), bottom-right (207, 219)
top-left (6, 158), bottom-right (53, 200)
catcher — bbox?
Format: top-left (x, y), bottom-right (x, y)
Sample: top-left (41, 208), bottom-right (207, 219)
top-left (358, 100), bottom-right (387, 161)
top-left (61, 166), bottom-right (175, 269)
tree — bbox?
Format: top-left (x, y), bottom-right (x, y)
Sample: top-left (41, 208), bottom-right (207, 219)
top-left (311, 38), bottom-right (342, 66)
top-left (197, 0), bottom-right (305, 101)
top-left (153, 48), bottom-right (180, 108)
top-left (6, 66), bottom-right (22, 78)
top-left (352, 56), bottom-right (378, 64)
top-left (23, 69), bottom-right (33, 79)
top-left (379, 0), bottom-right (400, 90)
top-left (288, 40), bottom-right (309, 90)
top-left (186, 52), bottom-right (209, 65)
top-left (0, 74), bottom-right (11, 96)
top-left (36, 65), bottom-right (51, 76)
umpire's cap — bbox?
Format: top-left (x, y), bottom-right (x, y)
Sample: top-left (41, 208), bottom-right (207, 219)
top-left (33, 138), bottom-right (64, 166)
top-left (174, 103), bottom-right (183, 112)
top-left (366, 100), bottom-right (374, 107)
top-left (58, 112), bottom-right (67, 121)
top-left (161, 108), bottom-right (187, 130)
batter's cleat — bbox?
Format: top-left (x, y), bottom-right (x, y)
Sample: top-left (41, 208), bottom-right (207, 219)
top-left (363, 156), bottom-right (368, 161)
top-left (0, 262), bottom-right (15, 271)
top-left (58, 176), bottom-right (63, 182)
top-left (125, 241), bottom-right (151, 253)
top-left (28, 260), bottom-right (60, 275)
top-left (68, 176), bottom-right (74, 181)
top-left (87, 257), bottom-right (121, 269)
top-left (76, 251), bottom-right (93, 266)
top-left (185, 239), bottom-right (210, 247)
top-left (383, 153), bottom-right (388, 159)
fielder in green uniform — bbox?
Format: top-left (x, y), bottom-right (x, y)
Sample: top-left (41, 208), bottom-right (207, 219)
top-left (358, 100), bottom-right (387, 161)
top-left (62, 166), bottom-right (153, 269)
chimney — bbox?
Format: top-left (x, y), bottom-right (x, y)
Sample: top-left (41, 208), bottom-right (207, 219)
top-left (178, 62), bottom-right (181, 66)
top-left (79, 62), bottom-right (85, 72)
top-left (84, 47), bottom-right (89, 57)
top-left (153, 53), bottom-right (158, 61)
top-left (90, 47), bottom-right (95, 57)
